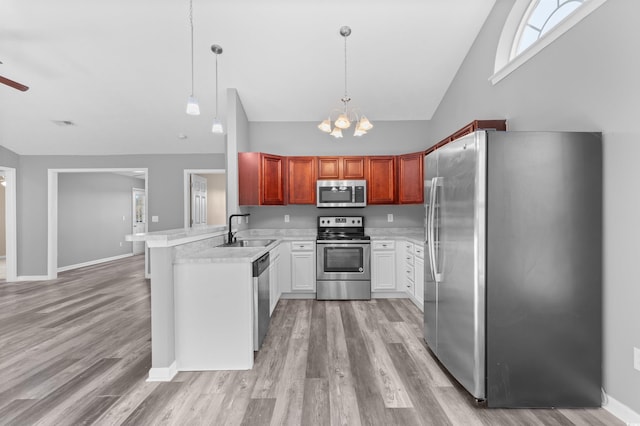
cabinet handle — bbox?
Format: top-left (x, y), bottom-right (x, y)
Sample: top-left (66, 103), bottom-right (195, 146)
top-left (406, 256), bottom-right (411, 260)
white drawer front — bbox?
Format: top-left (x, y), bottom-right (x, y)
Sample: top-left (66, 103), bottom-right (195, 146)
top-left (291, 241), bottom-right (315, 251)
top-left (373, 240), bottom-right (395, 250)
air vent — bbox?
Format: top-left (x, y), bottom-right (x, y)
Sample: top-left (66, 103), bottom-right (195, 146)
top-left (52, 120), bottom-right (76, 127)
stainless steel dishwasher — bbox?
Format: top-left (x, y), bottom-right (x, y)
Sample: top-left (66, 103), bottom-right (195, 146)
top-left (253, 252), bottom-right (270, 351)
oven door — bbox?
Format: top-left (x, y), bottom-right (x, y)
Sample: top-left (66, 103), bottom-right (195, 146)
top-left (316, 242), bottom-right (371, 281)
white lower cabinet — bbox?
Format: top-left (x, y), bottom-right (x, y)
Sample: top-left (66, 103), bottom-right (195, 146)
top-left (372, 240), bottom-right (396, 292)
top-left (396, 240), bottom-right (425, 311)
top-left (290, 241), bottom-right (315, 292)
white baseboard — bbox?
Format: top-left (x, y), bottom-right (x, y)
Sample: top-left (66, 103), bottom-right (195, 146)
top-left (372, 291), bottom-right (407, 299)
top-left (147, 361), bottom-right (178, 382)
top-left (57, 253), bottom-right (133, 273)
top-left (280, 292), bottom-right (316, 299)
top-left (604, 393), bottom-right (640, 425)
top-left (17, 275), bottom-right (50, 282)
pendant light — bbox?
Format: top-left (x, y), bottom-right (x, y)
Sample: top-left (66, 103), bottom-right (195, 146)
top-left (186, 0), bottom-right (200, 115)
top-left (211, 44), bottom-right (224, 134)
top-left (318, 26), bottom-right (373, 137)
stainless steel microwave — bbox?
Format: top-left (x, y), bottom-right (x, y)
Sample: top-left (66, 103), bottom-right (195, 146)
top-left (316, 180), bottom-right (367, 208)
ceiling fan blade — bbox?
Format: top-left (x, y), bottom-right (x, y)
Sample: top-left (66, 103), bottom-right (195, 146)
top-left (0, 75), bottom-right (29, 91)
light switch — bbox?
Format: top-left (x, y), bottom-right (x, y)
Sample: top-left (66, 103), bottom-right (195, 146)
top-left (387, 214), bottom-right (394, 222)
top-left (284, 215), bottom-right (290, 223)
top-left (152, 216), bottom-right (159, 223)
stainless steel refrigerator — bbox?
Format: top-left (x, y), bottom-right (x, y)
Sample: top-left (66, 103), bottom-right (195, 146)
top-left (424, 131), bottom-right (602, 408)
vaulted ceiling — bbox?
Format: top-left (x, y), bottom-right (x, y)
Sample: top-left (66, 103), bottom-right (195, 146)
top-left (0, 0), bottom-right (495, 155)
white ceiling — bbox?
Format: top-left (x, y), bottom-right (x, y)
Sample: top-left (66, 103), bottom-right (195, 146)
top-left (0, 0), bottom-right (495, 156)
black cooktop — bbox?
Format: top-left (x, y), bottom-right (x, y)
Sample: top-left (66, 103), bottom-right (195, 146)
top-left (317, 233), bottom-right (371, 241)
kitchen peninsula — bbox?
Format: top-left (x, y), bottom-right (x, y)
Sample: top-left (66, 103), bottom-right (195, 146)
top-left (126, 226), bottom-right (312, 381)
top-left (126, 225), bottom-right (268, 381)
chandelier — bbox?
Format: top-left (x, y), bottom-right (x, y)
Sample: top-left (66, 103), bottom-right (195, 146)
top-left (318, 26), bottom-right (373, 138)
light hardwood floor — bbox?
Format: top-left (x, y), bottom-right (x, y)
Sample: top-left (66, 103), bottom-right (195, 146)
top-left (0, 255), bottom-right (622, 425)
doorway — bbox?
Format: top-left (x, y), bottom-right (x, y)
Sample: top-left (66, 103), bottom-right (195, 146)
top-left (47, 168), bottom-right (148, 280)
top-left (132, 188), bottom-right (146, 254)
top-left (183, 169), bottom-right (226, 228)
top-left (0, 167), bottom-right (16, 282)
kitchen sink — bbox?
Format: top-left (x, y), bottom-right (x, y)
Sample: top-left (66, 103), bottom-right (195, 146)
top-left (218, 239), bottom-right (275, 248)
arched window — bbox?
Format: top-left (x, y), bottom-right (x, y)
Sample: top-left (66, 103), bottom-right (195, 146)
top-left (514, 0), bottom-right (585, 56)
top-left (491, 0), bottom-right (609, 84)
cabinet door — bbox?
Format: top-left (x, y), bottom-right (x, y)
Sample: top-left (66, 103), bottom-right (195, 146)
top-left (291, 251), bottom-right (316, 292)
top-left (397, 152), bottom-right (424, 204)
top-left (288, 157), bottom-right (316, 204)
top-left (367, 156), bottom-right (396, 204)
top-left (318, 157), bottom-right (340, 180)
top-left (290, 242), bottom-right (315, 292)
top-left (238, 152), bottom-right (261, 206)
top-left (342, 157), bottom-right (366, 179)
top-left (261, 154), bottom-right (285, 205)
top-left (372, 250), bottom-right (396, 291)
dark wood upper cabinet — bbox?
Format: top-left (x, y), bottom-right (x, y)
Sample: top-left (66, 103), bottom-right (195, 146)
top-left (426, 119), bottom-right (507, 155)
top-left (342, 157), bottom-right (366, 179)
top-left (287, 156), bottom-right (316, 204)
top-left (238, 152), bottom-right (285, 205)
top-left (397, 152), bottom-right (424, 204)
top-left (317, 156), bottom-right (366, 180)
top-left (366, 156), bottom-right (396, 204)
top-left (317, 157), bottom-right (340, 180)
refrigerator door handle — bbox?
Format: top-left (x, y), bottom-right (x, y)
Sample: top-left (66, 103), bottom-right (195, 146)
top-left (428, 177), bottom-right (443, 282)
top-left (426, 179), bottom-right (436, 281)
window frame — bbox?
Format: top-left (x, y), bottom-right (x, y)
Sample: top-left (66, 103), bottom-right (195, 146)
top-left (490, 0), bottom-right (609, 85)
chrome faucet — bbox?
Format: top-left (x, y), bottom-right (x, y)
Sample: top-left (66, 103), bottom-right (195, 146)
top-left (228, 213), bottom-right (250, 243)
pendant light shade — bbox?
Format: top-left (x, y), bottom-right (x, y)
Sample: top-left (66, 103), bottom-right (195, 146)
top-left (211, 118), bottom-right (224, 134)
top-left (318, 118), bottom-right (332, 133)
top-left (318, 26), bottom-right (373, 138)
top-left (334, 113), bottom-right (351, 129)
top-left (186, 96), bottom-right (200, 115)
top-left (329, 128), bottom-right (344, 138)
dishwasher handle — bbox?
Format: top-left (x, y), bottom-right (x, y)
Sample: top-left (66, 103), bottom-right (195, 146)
top-left (253, 252), bottom-right (270, 277)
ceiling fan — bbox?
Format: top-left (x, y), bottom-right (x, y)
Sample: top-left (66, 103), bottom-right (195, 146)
top-left (0, 61), bottom-right (29, 91)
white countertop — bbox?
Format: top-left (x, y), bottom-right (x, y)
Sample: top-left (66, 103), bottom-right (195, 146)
top-left (125, 225), bottom-right (227, 248)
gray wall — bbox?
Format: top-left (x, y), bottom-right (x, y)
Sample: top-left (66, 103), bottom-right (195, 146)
top-left (17, 153), bottom-right (224, 276)
top-left (0, 145), bottom-right (20, 169)
top-left (58, 172), bottom-right (143, 268)
top-left (247, 204), bottom-right (424, 230)
top-left (249, 120), bottom-right (429, 156)
top-left (429, 0), bottom-right (640, 413)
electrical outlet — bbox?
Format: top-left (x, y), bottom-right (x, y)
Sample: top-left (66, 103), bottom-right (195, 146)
top-left (387, 213), bottom-right (394, 222)
top-left (122, 215), bottom-right (126, 221)
top-left (152, 216), bottom-right (159, 223)
top-left (119, 242), bottom-right (123, 247)
top-left (245, 216), bottom-right (249, 224)
top-left (237, 217), bottom-right (242, 224)
top-left (284, 214), bottom-right (290, 223)
top-left (634, 347), bottom-right (640, 371)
